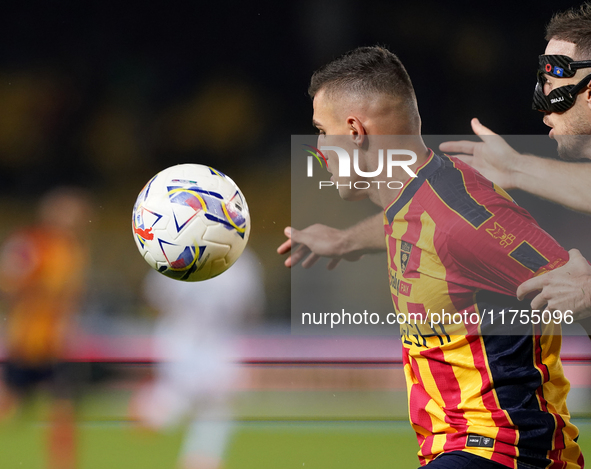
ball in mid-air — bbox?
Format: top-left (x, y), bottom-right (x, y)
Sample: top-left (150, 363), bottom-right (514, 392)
top-left (132, 164), bottom-right (250, 281)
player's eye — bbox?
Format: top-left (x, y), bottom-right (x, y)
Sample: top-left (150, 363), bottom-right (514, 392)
top-left (315, 129), bottom-right (325, 136)
top-left (543, 78), bottom-right (553, 95)
top-left (544, 76), bottom-right (554, 88)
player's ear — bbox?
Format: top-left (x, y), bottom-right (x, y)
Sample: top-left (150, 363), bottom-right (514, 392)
top-left (585, 84), bottom-right (591, 110)
top-left (347, 116), bottom-right (366, 146)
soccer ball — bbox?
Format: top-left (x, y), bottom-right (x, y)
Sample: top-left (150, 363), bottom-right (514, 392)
top-left (132, 164), bottom-right (250, 281)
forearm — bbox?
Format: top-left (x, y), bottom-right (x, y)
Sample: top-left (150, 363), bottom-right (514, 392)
top-left (281, 214), bottom-right (386, 269)
top-left (511, 154), bottom-right (591, 214)
top-left (342, 213), bottom-right (386, 255)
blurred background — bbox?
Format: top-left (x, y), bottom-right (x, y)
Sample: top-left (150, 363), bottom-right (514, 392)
top-left (1, 1), bottom-right (591, 468)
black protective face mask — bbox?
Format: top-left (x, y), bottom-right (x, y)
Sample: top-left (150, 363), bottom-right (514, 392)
top-left (532, 54), bottom-right (591, 113)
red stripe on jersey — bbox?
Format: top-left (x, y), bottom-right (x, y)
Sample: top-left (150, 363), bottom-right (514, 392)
top-left (421, 347), bottom-right (468, 455)
top-left (548, 456), bottom-right (568, 469)
top-left (534, 330), bottom-right (550, 384)
top-left (547, 436), bottom-right (567, 469)
top-left (391, 292), bottom-right (399, 311)
top-left (407, 302), bottom-right (428, 325)
top-left (388, 238), bottom-right (398, 271)
top-left (435, 215), bottom-right (480, 317)
top-left (549, 418), bottom-right (567, 466)
top-left (411, 384), bottom-right (433, 465)
top-left (490, 447), bottom-right (519, 468)
top-left (406, 349), bottom-right (435, 462)
top-left (385, 222), bottom-right (396, 262)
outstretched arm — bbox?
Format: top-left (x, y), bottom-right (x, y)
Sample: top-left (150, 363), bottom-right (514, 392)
top-left (277, 213), bottom-right (385, 269)
top-left (439, 118), bottom-right (591, 215)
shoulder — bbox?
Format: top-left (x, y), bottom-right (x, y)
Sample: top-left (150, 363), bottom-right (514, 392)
top-left (385, 152), bottom-right (529, 231)
top-left (422, 153), bottom-right (533, 229)
top-left (427, 153), bottom-right (511, 204)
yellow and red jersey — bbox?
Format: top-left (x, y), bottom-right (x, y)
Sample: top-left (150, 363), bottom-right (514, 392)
top-left (385, 151), bottom-right (583, 468)
top-left (0, 225), bottom-right (87, 365)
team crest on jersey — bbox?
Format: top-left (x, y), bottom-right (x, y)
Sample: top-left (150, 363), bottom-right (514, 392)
top-left (400, 241), bottom-right (413, 274)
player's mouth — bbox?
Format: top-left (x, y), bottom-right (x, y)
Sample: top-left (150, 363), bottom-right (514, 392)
top-left (543, 117), bottom-right (555, 138)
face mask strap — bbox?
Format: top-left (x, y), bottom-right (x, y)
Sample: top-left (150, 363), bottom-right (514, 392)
top-left (538, 55), bottom-right (591, 78)
top-left (569, 72), bottom-right (591, 95)
top-left (570, 60), bottom-right (591, 71)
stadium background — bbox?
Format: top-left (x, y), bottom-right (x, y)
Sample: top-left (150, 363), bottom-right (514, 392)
top-left (1, 1), bottom-right (591, 468)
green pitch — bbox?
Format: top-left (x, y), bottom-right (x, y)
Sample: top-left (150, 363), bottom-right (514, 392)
top-left (1, 391), bottom-right (590, 469)
top-left (4, 419), bottom-right (591, 469)
top-left (0, 419), bottom-right (418, 469)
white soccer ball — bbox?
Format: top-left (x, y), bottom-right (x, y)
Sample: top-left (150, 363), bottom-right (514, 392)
top-left (132, 164), bottom-right (250, 281)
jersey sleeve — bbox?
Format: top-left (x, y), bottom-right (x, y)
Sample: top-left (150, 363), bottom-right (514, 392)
top-left (444, 181), bottom-right (568, 297)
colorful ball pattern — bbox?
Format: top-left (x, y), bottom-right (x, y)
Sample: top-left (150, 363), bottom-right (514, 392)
top-left (132, 164), bottom-right (250, 281)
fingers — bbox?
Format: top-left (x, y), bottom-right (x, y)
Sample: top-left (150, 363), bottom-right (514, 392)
top-left (278, 225), bottom-right (327, 269)
top-left (516, 275), bottom-right (549, 310)
top-left (278, 226), bottom-right (293, 257)
top-left (289, 243), bottom-right (311, 267)
top-left (327, 258), bottom-right (341, 270)
top-left (289, 226), bottom-right (305, 244)
top-left (278, 227), bottom-right (294, 267)
top-left (301, 253), bottom-right (320, 269)
top-left (289, 251), bottom-right (335, 269)
top-left (471, 118), bottom-right (498, 137)
top-left (277, 238), bottom-right (292, 255)
top-left (516, 276), bottom-right (544, 301)
top-left (530, 292), bottom-right (549, 311)
top-left (438, 140), bottom-right (477, 155)
top-left (568, 248), bottom-right (583, 260)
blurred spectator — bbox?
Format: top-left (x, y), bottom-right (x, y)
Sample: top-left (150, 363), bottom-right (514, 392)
top-left (0, 187), bottom-right (92, 469)
top-left (131, 248), bottom-right (264, 469)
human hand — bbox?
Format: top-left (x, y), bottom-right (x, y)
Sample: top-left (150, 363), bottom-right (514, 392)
top-left (516, 249), bottom-right (591, 320)
top-left (439, 118), bottom-right (520, 190)
top-left (277, 225), bottom-right (363, 270)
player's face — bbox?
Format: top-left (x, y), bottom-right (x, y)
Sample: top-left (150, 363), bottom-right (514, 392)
top-left (542, 39), bottom-right (591, 161)
top-left (312, 89), bottom-right (367, 201)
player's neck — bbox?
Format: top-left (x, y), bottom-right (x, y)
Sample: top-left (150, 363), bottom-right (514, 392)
top-left (373, 139), bottom-right (430, 209)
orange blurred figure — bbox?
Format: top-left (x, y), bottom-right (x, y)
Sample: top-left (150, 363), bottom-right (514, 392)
top-left (0, 187), bottom-right (91, 469)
